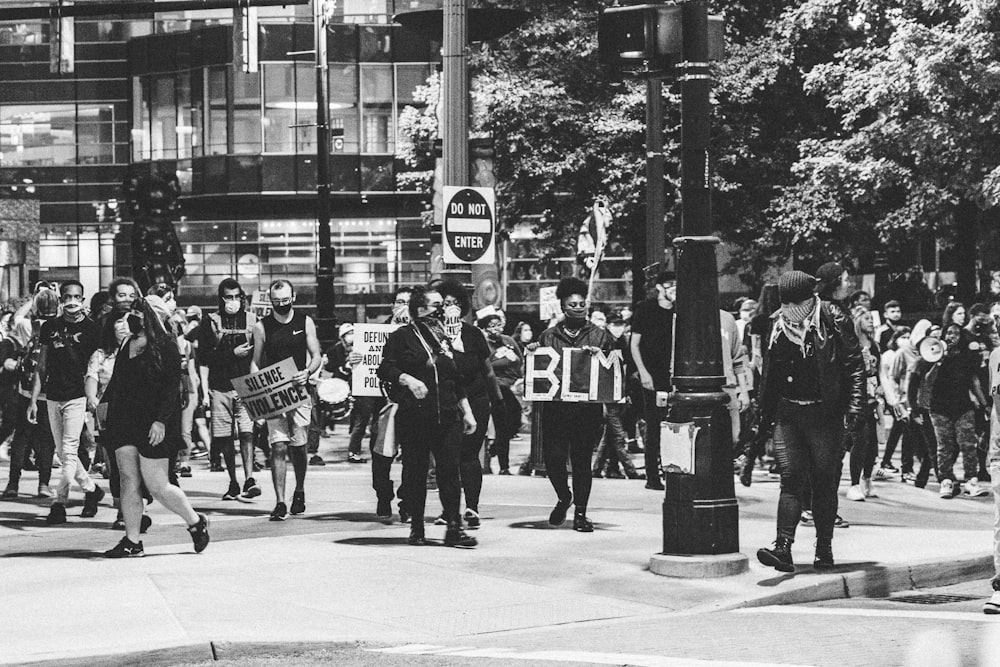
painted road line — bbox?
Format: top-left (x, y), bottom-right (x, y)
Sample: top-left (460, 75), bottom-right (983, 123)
top-left (369, 644), bottom-right (812, 666)
top-left (737, 606), bottom-right (1000, 623)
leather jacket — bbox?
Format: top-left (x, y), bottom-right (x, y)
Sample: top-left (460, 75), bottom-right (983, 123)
top-left (757, 300), bottom-right (865, 432)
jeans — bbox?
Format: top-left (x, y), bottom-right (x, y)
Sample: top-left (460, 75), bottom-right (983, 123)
top-left (306, 385), bottom-right (323, 455)
top-left (772, 401), bottom-right (845, 542)
top-left (47, 397), bottom-right (96, 504)
top-left (489, 384), bottom-right (521, 471)
top-left (541, 403), bottom-right (603, 510)
top-left (930, 409), bottom-right (978, 483)
top-left (6, 394), bottom-right (54, 488)
top-left (593, 404), bottom-right (637, 475)
top-left (641, 389), bottom-right (667, 479)
top-left (397, 410), bottom-right (462, 530)
top-left (350, 396), bottom-right (383, 456)
top-left (459, 396), bottom-right (491, 512)
top-left (848, 410), bottom-right (878, 485)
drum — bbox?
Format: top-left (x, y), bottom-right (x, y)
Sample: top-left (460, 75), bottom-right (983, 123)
top-left (316, 378), bottom-right (352, 421)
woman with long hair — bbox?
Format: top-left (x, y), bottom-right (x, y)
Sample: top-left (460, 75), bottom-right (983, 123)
top-left (845, 307), bottom-right (881, 501)
top-left (101, 297), bottom-right (209, 557)
top-left (876, 326), bottom-right (911, 480)
top-left (942, 301), bottom-right (967, 329)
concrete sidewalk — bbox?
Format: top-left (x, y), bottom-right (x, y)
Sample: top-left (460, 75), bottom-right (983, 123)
top-left (0, 433), bottom-right (994, 665)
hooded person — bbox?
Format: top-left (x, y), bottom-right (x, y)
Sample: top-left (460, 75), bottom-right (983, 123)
top-left (754, 270), bottom-right (865, 573)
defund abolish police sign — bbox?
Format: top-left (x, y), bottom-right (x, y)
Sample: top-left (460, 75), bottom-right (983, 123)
top-left (443, 186), bottom-right (496, 264)
top-left (230, 358), bottom-right (311, 421)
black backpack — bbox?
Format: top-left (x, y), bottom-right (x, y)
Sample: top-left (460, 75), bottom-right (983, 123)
top-left (16, 320), bottom-right (43, 393)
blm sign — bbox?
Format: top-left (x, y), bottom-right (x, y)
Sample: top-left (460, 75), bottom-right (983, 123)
top-left (443, 186), bottom-right (496, 264)
top-left (524, 347), bottom-right (624, 403)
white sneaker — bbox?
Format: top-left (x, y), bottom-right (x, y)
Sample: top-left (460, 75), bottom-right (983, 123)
top-left (862, 478), bottom-right (878, 498)
top-left (0, 443), bottom-right (8, 461)
top-left (37, 484), bottom-right (53, 499)
top-left (984, 590), bottom-right (1000, 614)
top-left (939, 479), bottom-right (955, 498)
top-left (846, 484), bottom-right (865, 501)
top-left (965, 478), bottom-right (990, 497)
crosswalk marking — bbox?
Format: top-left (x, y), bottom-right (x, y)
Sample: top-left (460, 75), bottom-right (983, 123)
top-left (737, 606), bottom-right (1000, 623)
top-left (369, 644), bottom-right (813, 666)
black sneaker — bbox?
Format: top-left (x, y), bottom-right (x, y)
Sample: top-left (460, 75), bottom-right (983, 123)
top-left (464, 509), bottom-right (481, 529)
top-left (498, 469), bottom-right (512, 476)
top-left (81, 485), bottom-right (105, 518)
top-left (444, 524), bottom-right (478, 548)
top-left (376, 499), bottom-right (392, 520)
top-left (222, 482), bottom-right (240, 501)
top-left (187, 513), bottom-right (210, 553)
top-left (408, 528), bottom-right (426, 546)
top-left (398, 505), bottom-right (410, 524)
top-left (572, 513), bottom-right (594, 533)
top-left (179, 465), bottom-right (193, 478)
top-left (645, 478), bottom-right (665, 491)
top-left (104, 537), bottom-right (144, 558)
top-left (46, 503), bottom-right (67, 525)
top-left (308, 455), bottom-right (326, 467)
top-left (814, 541), bottom-right (834, 570)
top-left (270, 502), bottom-right (288, 521)
top-left (241, 477), bottom-right (262, 499)
top-left (209, 462), bottom-right (224, 472)
top-left (1, 485), bottom-right (17, 499)
top-left (112, 512), bottom-right (125, 530)
top-left (290, 490), bottom-right (305, 515)
top-left (549, 497), bottom-right (572, 526)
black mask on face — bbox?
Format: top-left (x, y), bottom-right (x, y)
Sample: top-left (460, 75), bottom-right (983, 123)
top-left (126, 313), bottom-right (144, 335)
top-left (425, 306), bottom-right (444, 321)
top-left (563, 315), bottom-right (587, 329)
top-left (272, 303), bottom-right (292, 316)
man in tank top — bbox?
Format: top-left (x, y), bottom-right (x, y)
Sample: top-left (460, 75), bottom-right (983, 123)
top-left (251, 280), bottom-right (322, 521)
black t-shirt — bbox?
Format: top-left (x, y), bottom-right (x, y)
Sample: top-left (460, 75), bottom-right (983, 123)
top-left (930, 348), bottom-right (980, 418)
top-left (39, 316), bottom-right (98, 401)
top-left (0, 338), bottom-right (19, 392)
top-left (452, 323), bottom-right (492, 400)
top-left (632, 299), bottom-right (674, 389)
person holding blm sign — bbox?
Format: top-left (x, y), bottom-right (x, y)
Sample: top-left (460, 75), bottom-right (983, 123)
top-left (251, 280), bottom-right (322, 522)
top-left (537, 277), bottom-right (615, 533)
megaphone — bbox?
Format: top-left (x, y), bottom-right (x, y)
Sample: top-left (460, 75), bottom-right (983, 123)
top-left (919, 337), bottom-right (947, 363)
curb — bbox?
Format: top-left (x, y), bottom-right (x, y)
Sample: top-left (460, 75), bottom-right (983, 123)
top-left (726, 552), bottom-right (995, 611)
top-left (13, 641), bottom-right (366, 667)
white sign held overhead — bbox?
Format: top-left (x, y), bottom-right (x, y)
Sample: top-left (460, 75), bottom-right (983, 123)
top-left (443, 186), bottom-right (496, 265)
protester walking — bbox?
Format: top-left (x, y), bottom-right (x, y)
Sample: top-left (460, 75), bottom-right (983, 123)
top-left (631, 270), bottom-right (677, 492)
top-left (196, 279), bottom-right (261, 500)
top-left (101, 297), bottom-right (209, 557)
top-left (28, 281), bottom-right (105, 524)
top-left (539, 277), bottom-right (615, 532)
top-left (845, 307), bottom-right (881, 501)
top-left (755, 270), bottom-right (864, 572)
top-left (251, 280), bottom-right (322, 521)
top-left (480, 313), bottom-right (522, 475)
top-left (377, 285), bottom-right (478, 547)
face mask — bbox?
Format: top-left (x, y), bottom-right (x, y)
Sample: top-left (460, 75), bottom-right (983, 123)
top-left (224, 300), bottom-right (241, 315)
top-left (272, 303), bottom-right (292, 316)
top-left (520, 331), bottom-right (532, 343)
top-left (114, 319), bottom-right (131, 343)
top-left (426, 306), bottom-right (444, 321)
top-left (127, 313), bottom-right (144, 335)
top-left (444, 305), bottom-right (462, 320)
top-left (609, 325), bottom-right (625, 338)
top-left (563, 314), bottom-right (587, 328)
top-left (63, 301), bottom-right (83, 315)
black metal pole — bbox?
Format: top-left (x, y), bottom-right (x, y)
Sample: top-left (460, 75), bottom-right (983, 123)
top-left (646, 76), bottom-right (666, 273)
top-left (662, 0), bottom-right (739, 556)
top-left (314, 0), bottom-right (335, 328)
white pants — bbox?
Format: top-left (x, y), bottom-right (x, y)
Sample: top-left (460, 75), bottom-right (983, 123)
top-left (47, 397), bottom-right (95, 504)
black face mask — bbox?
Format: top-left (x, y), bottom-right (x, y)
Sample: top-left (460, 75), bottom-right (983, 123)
top-left (126, 313), bottom-right (144, 335)
top-left (425, 306), bottom-right (444, 321)
top-left (272, 303), bottom-right (292, 316)
top-left (563, 315), bottom-right (587, 328)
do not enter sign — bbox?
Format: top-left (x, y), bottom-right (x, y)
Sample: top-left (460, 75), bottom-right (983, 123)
top-left (443, 186), bottom-right (496, 264)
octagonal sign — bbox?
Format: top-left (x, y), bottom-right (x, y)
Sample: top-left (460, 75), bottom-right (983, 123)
top-left (443, 186), bottom-right (496, 264)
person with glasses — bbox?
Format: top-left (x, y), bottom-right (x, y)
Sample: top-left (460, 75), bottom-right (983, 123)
top-left (250, 280), bottom-right (322, 521)
top-left (538, 277), bottom-right (615, 533)
top-left (27, 280), bottom-right (105, 525)
top-left (630, 270), bottom-right (677, 492)
top-left (196, 278), bottom-right (261, 500)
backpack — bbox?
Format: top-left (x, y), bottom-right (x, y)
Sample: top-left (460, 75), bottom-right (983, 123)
top-left (207, 310), bottom-right (257, 350)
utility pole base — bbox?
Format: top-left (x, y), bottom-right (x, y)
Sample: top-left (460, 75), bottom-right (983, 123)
top-left (649, 552), bottom-right (748, 578)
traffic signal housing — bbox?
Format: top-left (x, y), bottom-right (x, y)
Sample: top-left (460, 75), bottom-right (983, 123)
top-left (597, 3), bottom-right (724, 71)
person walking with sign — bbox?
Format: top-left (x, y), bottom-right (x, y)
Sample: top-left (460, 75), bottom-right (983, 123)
top-left (539, 277), bottom-right (615, 533)
top-left (377, 285), bottom-right (479, 548)
top-left (101, 298), bottom-right (209, 557)
top-left (251, 280), bottom-right (322, 521)
top-left (196, 278), bottom-right (261, 500)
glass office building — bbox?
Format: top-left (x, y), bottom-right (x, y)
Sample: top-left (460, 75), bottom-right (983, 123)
top-left (0, 1), bottom-right (441, 321)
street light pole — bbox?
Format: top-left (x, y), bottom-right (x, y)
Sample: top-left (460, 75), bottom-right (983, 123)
top-left (645, 76), bottom-right (666, 274)
top-left (314, 0), bottom-right (335, 329)
top-left (655, 0), bottom-right (744, 575)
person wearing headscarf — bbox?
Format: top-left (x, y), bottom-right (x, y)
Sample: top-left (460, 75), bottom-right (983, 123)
top-left (755, 270), bottom-right (864, 573)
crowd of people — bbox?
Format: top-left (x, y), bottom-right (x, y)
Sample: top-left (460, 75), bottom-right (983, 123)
top-left (2, 265), bottom-right (998, 566)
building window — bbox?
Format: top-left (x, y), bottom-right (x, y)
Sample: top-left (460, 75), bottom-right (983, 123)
top-left (232, 68), bottom-right (261, 154)
top-left (262, 62), bottom-right (315, 154)
top-left (206, 67), bottom-right (228, 155)
top-left (1, 103), bottom-right (115, 167)
top-left (132, 78), bottom-right (151, 161)
top-left (151, 75), bottom-right (177, 159)
top-left (360, 64), bottom-right (392, 153)
top-left (0, 21), bottom-right (49, 46)
top-left (329, 64), bottom-right (359, 153)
